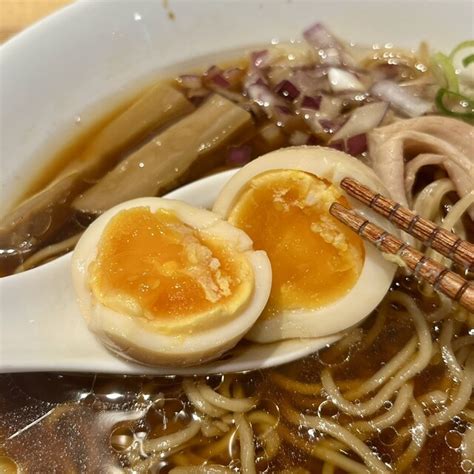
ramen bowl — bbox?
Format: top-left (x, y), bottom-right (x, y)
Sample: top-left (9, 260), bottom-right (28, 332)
top-left (0, 1), bottom-right (472, 473)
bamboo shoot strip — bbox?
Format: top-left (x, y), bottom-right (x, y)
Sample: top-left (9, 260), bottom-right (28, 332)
top-left (73, 94), bottom-right (253, 214)
top-left (0, 83), bottom-right (192, 254)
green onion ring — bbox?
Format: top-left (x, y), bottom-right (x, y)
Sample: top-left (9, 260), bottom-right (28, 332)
top-left (435, 88), bottom-right (474, 120)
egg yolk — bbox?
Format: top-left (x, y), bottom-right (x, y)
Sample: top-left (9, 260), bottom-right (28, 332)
top-left (228, 170), bottom-right (364, 317)
top-left (88, 207), bottom-right (254, 333)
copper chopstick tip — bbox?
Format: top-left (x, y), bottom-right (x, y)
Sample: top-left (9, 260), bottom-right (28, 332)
top-left (329, 198), bottom-right (474, 313)
top-left (338, 177), bottom-right (474, 271)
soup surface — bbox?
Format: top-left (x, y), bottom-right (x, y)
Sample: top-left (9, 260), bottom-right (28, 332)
top-left (1, 21), bottom-right (473, 474)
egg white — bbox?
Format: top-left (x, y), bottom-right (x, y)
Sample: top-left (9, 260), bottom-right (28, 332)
top-left (212, 146), bottom-right (398, 342)
top-left (71, 197), bottom-right (272, 367)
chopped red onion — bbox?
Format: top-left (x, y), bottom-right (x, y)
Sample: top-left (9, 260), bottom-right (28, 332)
top-left (371, 80), bottom-right (432, 117)
top-left (319, 118), bottom-right (344, 134)
top-left (303, 23), bottom-right (342, 66)
top-left (212, 75), bottom-right (230, 88)
top-left (247, 84), bottom-right (286, 109)
top-left (267, 66), bottom-right (293, 87)
top-left (244, 69), bottom-right (269, 91)
top-left (301, 95), bottom-right (322, 109)
top-left (346, 133), bottom-right (368, 156)
top-left (303, 23), bottom-right (356, 67)
top-left (331, 101), bottom-right (388, 141)
top-left (251, 50), bottom-right (269, 68)
top-left (205, 65), bottom-right (230, 88)
top-left (303, 23), bottom-right (340, 51)
top-left (226, 145), bottom-right (252, 166)
top-left (291, 68), bottom-right (329, 95)
top-left (178, 74), bottom-right (202, 89)
top-left (275, 80), bottom-right (301, 100)
top-left (328, 68), bottom-right (365, 92)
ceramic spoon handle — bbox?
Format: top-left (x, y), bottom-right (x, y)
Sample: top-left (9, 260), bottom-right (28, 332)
top-left (0, 253), bottom-right (112, 372)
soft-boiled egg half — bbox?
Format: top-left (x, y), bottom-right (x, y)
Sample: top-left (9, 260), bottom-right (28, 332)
top-left (213, 146), bottom-right (397, 343)
top-left (72, 198), bottom-right (271, 367)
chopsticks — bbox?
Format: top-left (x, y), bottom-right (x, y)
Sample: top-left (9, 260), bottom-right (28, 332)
top-left (329, 178), bottom-right (474, 313)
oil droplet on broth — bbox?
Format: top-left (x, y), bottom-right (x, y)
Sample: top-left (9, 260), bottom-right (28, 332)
top-left (461, 459), bottom-right (474, 473)
top-left (110, 426), bottom-right (135, 452)
top-left (378, 426), bottom-right (399, 446)
top-left (445, 429), bottom-right (463, 450)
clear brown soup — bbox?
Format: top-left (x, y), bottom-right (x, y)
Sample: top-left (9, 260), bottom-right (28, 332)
top-left (1, 29), bottom-right (472, 474)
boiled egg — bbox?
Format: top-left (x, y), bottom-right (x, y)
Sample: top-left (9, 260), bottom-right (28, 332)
top-left (213, 146), bottom-right (397, 343)
top-left (71, 198), bottom-right (272, 367)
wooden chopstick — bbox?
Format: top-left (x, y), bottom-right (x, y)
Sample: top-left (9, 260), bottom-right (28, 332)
top-left (339, 177), bottom-right (474, 271)
top-left (329, 202), bottom-right (474, 313)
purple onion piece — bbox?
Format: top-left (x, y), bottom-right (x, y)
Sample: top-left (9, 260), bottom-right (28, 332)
top-left (226, 145), bottom-right (252, 166)
top-left (212, 74), bottom-right (230, 88)
top-left (319, 118), bottom-right (343, 134)
top-left (275, 80), bottom-right (301, 101)
top-left (346, 133), bottom-right (368, 156)
top-left (303, 22), bottom-right (341, 65)
top-left (251, 50), bottom-right (269, 68)
top-left (292, 68), bottom-right (329, 88)
top-left (303, 23), bottom-right (338, 48)
top-left (301, 95), bottom-right (322, 110)
top-left (244, 70), bottom-right (269, 91)
top-left (205, 65), bottom-right (221, 78)
top-left (248, 84), bottom-right (282, 107)
top-left (205, 65), bottom-right (230, 88)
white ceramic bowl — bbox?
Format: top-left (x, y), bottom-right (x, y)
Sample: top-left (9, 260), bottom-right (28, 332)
top-left (0, 0), bottom-right (471, 375)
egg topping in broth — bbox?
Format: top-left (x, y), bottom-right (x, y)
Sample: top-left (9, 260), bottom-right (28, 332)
top-left (213, 147), bottom-right (397, 342)
top-left (72, 198), bottom-right (272, 367)
top-left (89, 206), bottom-right (254, 333)
top-left (227, 170), bottom-right (364, 317)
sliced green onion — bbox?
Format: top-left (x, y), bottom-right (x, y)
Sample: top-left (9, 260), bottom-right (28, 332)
top-left (431, 52), bottom-right (459, 92)
top-left (462, 53), bottom-right (474, 67)
top-left (449, 40), bottom-right (474, 60)
top-left (435, 88), bottom-right (474, 120)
